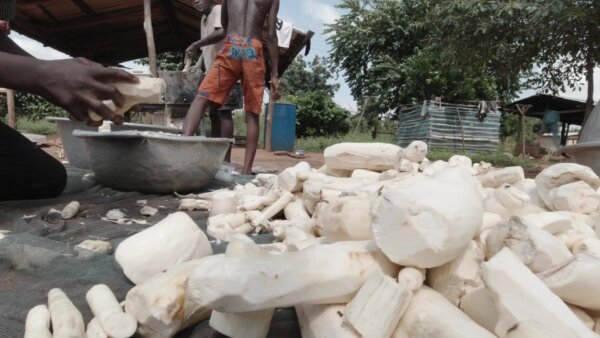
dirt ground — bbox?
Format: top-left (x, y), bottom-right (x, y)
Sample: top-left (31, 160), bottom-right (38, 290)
top-left (41, 134), bottom-right (324, 174)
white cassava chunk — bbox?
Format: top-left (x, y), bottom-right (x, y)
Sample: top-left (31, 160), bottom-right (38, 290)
top-left (207, 212), bottom-right (248, 241)
top-left (140, 206), bottom-right (158, 217)
top-left (513, 178), bottom-right (547, 209)
top-left (324, 143), bottom-right (402, 172)
top-left (485, 217), bottom-right (572, 273)
top-left (423, 160), bottom-right (447, 176)
top-left (86, 285), bottom-right (136, 338)
top-left (538, 252), bottom-right (600, 312)
top-left (209, 191), bottom-right (238, 216)
top-left (287, 237), bottom-right (328, 252)
top-left (61, 201), bottom-right (80, 220)
top-left (296, 304), bottom-right (360, 338)
top-left (372, 167), bottom-right (483, 268)
top-left (284, 198), bottom-right (311, 221)
top-left (209, 235), bottom-right (274, 338)
top-left (250, 192), bottom-right (295, 227)
top-left (478, 166), bottom-right (525, 188)
top-left (521, 212), bottom-right (574, 234)
top-left (448, 155), bottom-right (473, 169)
top-left (568, 305), bottom-right (596, 330)
top-left (400, 141), bottom-right (428, 163)
top-left (397, 267), bottom-right (426, 292)
top-left (322, 195), bottom-right (373, 242)
top-left (345, 273), bottom-right (411, 338)
top-left (573, 238), bottom-right (600, 256)
top-left (278, 161), bottom-right (311, 192)
top-left (480, 212), bottom-right (503, 235)
top-left (351, 169), bottom-right (382, 180)
top-left (86, 318), bottom-right (107, 338)
top-left (76, 240), bottom-right (112, 254)
top-left (179, 198), bottom-right (211, 211)
top-left (392, 286), bottom-right (495, 338)
top-left (535, 163), bottom-right (600, 213)
top-left (428, 241), bottom-right (485, 306)
top-left (187, 241), bottom-right (398, 312)
top-left (459, 286), bottom-right (499, 333)
top-left (481, 248), bottom-right (599, 338)
top-left (125, 260), bottom-right (210, 338)
top-left (238, 195), bottom-right (275, 212)
top-left (115, 212), bottom-right (212, 284)
top-left (494, 184), bottom-right (530, 210)
top-left (48, 288), bottom-right (85, 338)
top-left (24, 305), bottom-right (51, 338)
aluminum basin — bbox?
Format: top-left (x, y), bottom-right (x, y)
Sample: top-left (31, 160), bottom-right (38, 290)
top-left (560, 142), bottom-right (600, 176)
top-left (47, 117), bottom-right (181, 169)
top-left (73, 130), bottom-right (232, 193)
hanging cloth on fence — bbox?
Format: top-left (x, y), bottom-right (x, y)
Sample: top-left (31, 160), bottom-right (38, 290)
top-left (476, 101), bottom-right (498, 122)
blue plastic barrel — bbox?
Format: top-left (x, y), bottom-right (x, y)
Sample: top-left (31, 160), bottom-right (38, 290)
top-left (264, 103), bottom-right (297, 151)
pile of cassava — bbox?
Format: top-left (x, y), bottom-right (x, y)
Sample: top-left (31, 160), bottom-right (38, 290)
top-left (21, 142), bottom-right (600, 338)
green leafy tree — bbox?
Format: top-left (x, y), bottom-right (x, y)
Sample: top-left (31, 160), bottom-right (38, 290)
top-left (280, 55), bottom-right (340, 97)
top-left (136, 52), bottom-right (188, 71)
top-left (287, 90), bottom-right (350, 138)
top-left (429, 0), bottom-right (600, 120)
top-left (326, 0), bottom-right (504, 123)
top-left (15, 93), bottom-right (66, 120)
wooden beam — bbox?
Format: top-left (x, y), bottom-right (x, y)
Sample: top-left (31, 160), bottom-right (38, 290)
top-left (144, 0), bottom-right (158, 77)
top-left (266, 96), bottom-right (275, 152)
top-left (0, 89), bottom-right (17, 129)
top-left (159, 0), bottom-right (182, 35)
top-left (37, 4), bottom-right (60, 23)
top-left (70, 0), bottom-right (96, 16)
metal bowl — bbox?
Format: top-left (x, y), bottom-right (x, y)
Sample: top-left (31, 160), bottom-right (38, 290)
top-left (560, 142), bottom-right (600, 176)
top-left (47, 117), bottom-right (181, 169)
top-left (73, 130), bottom-right (232, 193)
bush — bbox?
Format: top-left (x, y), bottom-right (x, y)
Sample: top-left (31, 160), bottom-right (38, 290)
top-left (287, 90), bottom-right (350, 138)
top-left (15, 92), bottom-right (66, 120)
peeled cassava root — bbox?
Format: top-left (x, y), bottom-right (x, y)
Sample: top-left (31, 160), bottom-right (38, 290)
top-left (187, 241), bottom-right (398, 312)
top-left (115, 212), bottom-right (212, 284)
top-left (24, 305), bottom-right (51, 338)
top-left (86, 284), bottom-right (137, 338)
top-left (88, 77), bottom-right (165, 122)
top-left (48, 288), bottom-right (85, 338)
top-left (372, 167), bottom-right (484, 268)
top-left (324, 143), bottom-right (402, 172)
top-left (125, 260), bottom-right (210, 338)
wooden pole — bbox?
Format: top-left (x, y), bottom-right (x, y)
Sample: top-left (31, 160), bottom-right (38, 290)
top-left (6, 89), bottom-right (15, 129)
top-left (265, 94), bottom-right (275, 152)
top-left (143, 0), bottom-right (158, 77)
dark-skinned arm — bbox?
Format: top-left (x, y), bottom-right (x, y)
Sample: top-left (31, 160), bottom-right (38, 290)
top-left (185, 28), bottom-right (225, 59)
top-left (264, 0), bottom-right (281, 100)
top-left (0, 32), bottom-right (32, 57)
top-left (0, 46), bottom-right (138, 123)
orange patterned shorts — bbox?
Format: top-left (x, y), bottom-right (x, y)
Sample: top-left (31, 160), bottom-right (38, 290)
top-left (197, 36), bottom-right (265, 114)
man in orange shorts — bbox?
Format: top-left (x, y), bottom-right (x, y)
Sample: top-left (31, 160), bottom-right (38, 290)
top-left (183, 0), bottom-right (281, 175)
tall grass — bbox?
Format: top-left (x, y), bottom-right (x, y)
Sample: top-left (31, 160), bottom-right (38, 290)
top-left (0, 116), bottom-right (57, 135)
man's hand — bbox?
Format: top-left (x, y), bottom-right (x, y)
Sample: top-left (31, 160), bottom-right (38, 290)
top-left (186, 43), bottom-right (200, 59)
top-left (34, 58), bottom-right (138, 125)
top-left (270, 77), bottom-right (281, 101)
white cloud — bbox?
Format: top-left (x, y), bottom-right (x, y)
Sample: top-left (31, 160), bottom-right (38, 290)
top-left (8, 32), bottom-right (71, 60)
top-left (302, 0), bottom-right (340, 25)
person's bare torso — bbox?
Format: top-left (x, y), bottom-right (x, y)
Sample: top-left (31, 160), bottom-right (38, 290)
top-left (225, 0), bottom-right (272, 39)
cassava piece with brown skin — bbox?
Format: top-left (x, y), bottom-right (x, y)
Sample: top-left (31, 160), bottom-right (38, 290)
top-left (183, 0), bottom-right (281, 175)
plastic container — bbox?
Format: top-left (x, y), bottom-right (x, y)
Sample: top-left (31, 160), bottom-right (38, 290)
top-left (264, 103), bottom-right (297, 152)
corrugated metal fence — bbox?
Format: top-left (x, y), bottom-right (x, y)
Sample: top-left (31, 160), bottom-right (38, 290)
top-left (395, 102), bottom-right (501, 153)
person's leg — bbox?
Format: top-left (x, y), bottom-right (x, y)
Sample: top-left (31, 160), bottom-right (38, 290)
top-left (0, 122), bottom-right (66, 201)
top-left (243, 111), bottom-right (259, 175)
top-left (208, 106), bottom-right (221, 138)
top-left (220, 110), bottom-right (234, 162)
top-left (183, 96), bottom-right (214, 136)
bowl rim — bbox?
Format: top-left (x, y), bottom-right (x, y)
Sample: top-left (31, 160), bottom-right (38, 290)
top-left (73, 129), bottom-right (234, 144)
top-left (560, 142), bottom-right (600, 155)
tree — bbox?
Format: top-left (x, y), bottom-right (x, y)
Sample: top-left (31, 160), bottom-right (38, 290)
top-left (287, 90), bottom-right (350, 138)
top-left (136, 52), bottom-right (189, 71)
top-left (429, 0), bottom-right (600, 120)
top-left (326, 0), bottom-right (504, 122)
top-left (280, 55), bottom-right (340, 97)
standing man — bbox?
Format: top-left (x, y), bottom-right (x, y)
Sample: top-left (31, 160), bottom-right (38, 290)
top-left (186, 0), bottom-right (243, 163)
top-left (183, 0), bottom-right (281, 175)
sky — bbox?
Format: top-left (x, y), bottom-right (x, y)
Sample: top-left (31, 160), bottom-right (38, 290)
top-left (7, 0), bottom-right (599, 109)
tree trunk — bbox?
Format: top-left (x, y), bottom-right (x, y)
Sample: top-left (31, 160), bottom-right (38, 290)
top-left (583, 54), bottom-right (595, 125)
top-left (143, 0), bottom-right (158, 77)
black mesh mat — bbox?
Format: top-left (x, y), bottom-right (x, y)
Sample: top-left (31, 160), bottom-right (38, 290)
top-left (0, 166), bottom-right (300, 338)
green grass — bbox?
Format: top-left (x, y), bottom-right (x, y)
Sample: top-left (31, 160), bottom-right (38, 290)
top-left (296, 132), bottom-right (395, 152)
top-left (0, 116), bottom-right (57, 135)
top-left (427, 148), bottom-right (532, 167)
